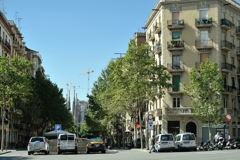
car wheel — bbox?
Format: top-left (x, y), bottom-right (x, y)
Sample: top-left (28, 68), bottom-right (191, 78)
top-left (57, 151), bottom-right (61, 154)
top-left (86, 149), bottom-right (90, 154)
top-left (45, 151), bottom-right (48, 155)
top-left (28, 152), bottom-right (31, 155)
top-left (178, 146), bottom-right (181, 152)
top-left (101, 150), bottom-right (106, 153)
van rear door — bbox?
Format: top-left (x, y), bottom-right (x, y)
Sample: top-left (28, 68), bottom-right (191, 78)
top-left (67, 135), bottom-right (75, 149)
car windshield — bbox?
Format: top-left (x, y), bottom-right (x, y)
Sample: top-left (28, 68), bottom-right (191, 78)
top-left (90, 138), bottom-right (103, 142)
top-left (183, 134), bottom-right (195, 140)
top-left (161, 135), bottom-right (173, 141)
top-left (30, 137), bottom-right (44, 142)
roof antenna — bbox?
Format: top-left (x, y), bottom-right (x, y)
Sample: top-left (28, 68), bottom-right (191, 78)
top-left (15, 12), bottom-right (23, 30)
top-left (0, 0), bottom-right (7, 15)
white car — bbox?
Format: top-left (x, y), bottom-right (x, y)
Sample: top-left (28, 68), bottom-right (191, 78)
top-left (57, 133), bottom-right (78, 154)
top-left (175, 133), bottom-right (197, 151)
top-left (155, 133), bottom-right (175, 152)
top-left (27, 137), bottom-right (49, 155)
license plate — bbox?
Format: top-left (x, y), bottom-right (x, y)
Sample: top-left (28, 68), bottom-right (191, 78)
top-left (95, 144), bottom-right (99, 147)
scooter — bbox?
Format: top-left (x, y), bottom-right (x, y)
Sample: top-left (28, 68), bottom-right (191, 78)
top-left (215, 137), bottom-right (225, 150)
top-left (199, 140), bottom-right (214, 151)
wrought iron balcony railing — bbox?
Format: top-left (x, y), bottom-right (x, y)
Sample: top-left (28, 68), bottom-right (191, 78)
top-left (221, 40), bottom-right (234, 49)
top-left (221, 18), bottom-right (235, 28)
top-left (195, 40), bottom-right (213, 48)
top-left (221, 62), bottom-right (234, 71)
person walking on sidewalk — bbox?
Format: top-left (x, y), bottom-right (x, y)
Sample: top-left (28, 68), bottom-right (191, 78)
top-left (149, 135), bottom-right (157, 153)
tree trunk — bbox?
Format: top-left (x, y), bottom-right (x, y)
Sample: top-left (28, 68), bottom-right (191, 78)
top-left (139, 107), bottom-right (143, 149)
top-left (208, 121), bottom-right (211, 141)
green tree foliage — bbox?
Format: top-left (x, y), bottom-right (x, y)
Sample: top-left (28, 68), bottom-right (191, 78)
top-left (183, 59), bottom-right (224, 139)
top-left (22, 70), bottom-right (73, 135)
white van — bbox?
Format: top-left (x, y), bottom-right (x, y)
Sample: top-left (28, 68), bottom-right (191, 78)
top-left (155, 133), bottom-right (175, 152)
top-left (57, 133), bottom-right (78, 154)
top-left (175, 132), bottom-right (197, 151)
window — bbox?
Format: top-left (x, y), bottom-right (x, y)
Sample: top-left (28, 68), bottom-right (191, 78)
top-left (161, 135), bottom-right (173, 141)
top-left (232, 57), bottom-right (235, 66)
top-left (172, 55), bottom-right (180, 69)
top-left (232, 99), bottom-right (235, 109)
top-left (200, 53), bottom-right (209, 63)
top-left (172, 75), bottom-right (180, 91)
top-left (60, 135), bottom-right (67, 140)
top-left (172, 12), bottom-right (180, 26)
top-left (232, 77), bottom-right (235, 88)
top-left (222, 54), bottom-right (226, 63)
top-left (222, 32), bottom-right (226, 40)
top-left (173, 98), bottom-right (180, 107)
top-left (200, 9), bottom-right (207, 21)
top-left (231, 36), bottom-right (234, 45)
top-left (172, 31), bottom-right (180, 40)
top-left (222, 11), bottom-right (225, 19)
top-left (223, 98), bottom-right (227, 108)
top-left (231, 16), bottom-right (234, 23)
top-left (200, 31), bottom-right (208, 46)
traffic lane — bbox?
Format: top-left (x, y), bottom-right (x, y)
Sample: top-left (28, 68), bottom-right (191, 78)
top-left (1, 149), bottom-right (240, 160)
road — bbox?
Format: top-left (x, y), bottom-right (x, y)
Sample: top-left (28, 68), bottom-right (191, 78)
top-left (0, 149), bottom-right (239, 160)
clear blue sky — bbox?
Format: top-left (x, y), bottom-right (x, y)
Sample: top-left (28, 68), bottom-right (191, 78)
top-left (4, 0), bottom-right (157, 102)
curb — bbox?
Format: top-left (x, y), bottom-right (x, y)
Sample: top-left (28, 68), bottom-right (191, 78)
top-left (106, 150), bottom-right (119, 153)
top-left (0, 151), bottom-right (11, 155)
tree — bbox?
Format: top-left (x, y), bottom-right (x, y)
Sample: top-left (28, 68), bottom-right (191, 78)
top-left (183, 59), bottom-right (224, 140)
top-left (97, 39), bottom-right (172, 149)
top-left (0, 56), bottom-right (33, 151)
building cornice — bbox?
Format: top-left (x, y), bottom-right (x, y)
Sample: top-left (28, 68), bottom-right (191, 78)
top-left (145, 0), bottom-right (240, 28)
top-left (0, 12), bottom-right (13, 35)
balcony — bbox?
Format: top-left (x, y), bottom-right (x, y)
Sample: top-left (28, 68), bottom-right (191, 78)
top-left (168, 87), bottom-right (184, 96)
top-left (236, 26), bottom-right (240, 36)
top-left (238, 110), bottom-right (240, 117)
top-left (167, 40), bottom-right (184, 51)
top-left (220, 18), bottom-right (234, 30)
top-left (222, 85), bottom-right (234, 94)
top-left (237, 89), bottom-right (240, 96)
top-left (195, 40), bottom-right (213, 50)
top-left (153, 108), bottom-right (162, 117)
top-left (222, 108), bottom-right (234, 115)
top-left (154, 24), bottom-right (161, 34)
top-left (153, 44), bottom-right (161, 55)
top-left (167, 63), bottom-right (184, 73)
top-left (167, 19), bottom-right (184, 30)
top-left (221, 40), bottom-right (234, 51)
top-left (221, 62), bottom-right (234, 72)
top-left (165, 107), bottom-right (194, 116)
top-left (19, 46), bottom-right (25, 55)
top-left (195, 18), bottom-right (213, 28)
top-left (237, 47), bottom-right (240, 56)
top-left (148, 33), bottom-right (155, 41)
top-left (0, 37), bottom-right (11, 53)
top-left (12, 40), bottom-right (19, 48)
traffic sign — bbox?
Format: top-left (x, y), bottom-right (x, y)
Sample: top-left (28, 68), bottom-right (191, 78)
top-left (148, 120), bottom-right (153, 130)
top-left (55, 124), bottom-right (62, 131)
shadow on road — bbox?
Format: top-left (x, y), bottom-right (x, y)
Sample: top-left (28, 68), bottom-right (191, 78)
top-left (0, 156), bottom-right (34, 160)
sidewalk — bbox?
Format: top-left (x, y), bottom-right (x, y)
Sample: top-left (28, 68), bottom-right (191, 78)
top-left (0, 150), bottom-right (12, 155)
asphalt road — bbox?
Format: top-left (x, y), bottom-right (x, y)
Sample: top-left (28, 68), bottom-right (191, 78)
top-left (0, 149), bottom-right (239, 160)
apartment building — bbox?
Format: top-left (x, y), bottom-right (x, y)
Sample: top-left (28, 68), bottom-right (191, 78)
top-left (145, 0), bottom-right (240, 141)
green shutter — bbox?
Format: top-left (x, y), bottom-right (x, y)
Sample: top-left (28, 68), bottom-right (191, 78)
top-left (173, 75), bottom-right (180, 91)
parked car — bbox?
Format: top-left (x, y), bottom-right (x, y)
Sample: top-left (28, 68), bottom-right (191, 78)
top-left (57, 133), bottom-right (78, 154)
top-left (155, 133), bottom-right (175, 152)
top-left (175, 132), bottom-right (197, 151)
top-left (86, 137), bottom-right (106, 153)
top-left (27, 137), bottom-right (49, 155)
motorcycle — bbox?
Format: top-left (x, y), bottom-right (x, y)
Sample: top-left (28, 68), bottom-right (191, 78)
top-left (215, 137), bottom-right (225, 150)
top-left (199, 140), bottom-right (214, 151)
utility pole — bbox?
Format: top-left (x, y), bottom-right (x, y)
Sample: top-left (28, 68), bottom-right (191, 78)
top-left (79, 69), bottom-right (94, 95)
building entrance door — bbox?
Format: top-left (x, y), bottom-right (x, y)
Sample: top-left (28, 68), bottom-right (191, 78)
top-left (186, 122), bottom-right (197, 135)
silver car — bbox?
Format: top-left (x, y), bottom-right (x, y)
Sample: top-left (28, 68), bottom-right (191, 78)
top-left (27, 137), bottom-right (49, 155)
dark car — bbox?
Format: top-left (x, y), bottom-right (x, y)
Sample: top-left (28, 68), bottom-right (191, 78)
top-left (86, 137), bottom-right (106, 154)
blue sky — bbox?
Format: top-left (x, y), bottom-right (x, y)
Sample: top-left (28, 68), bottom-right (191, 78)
top-left (4, 0), bottom-right (157, 102)
top-left (4, 0), bottom-right (240, 103)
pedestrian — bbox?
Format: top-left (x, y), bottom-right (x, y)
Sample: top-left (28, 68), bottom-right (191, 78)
top-left (214, 132), bottom-right (220, 144)
top-left (149, 135), bottom-right (157, 153)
